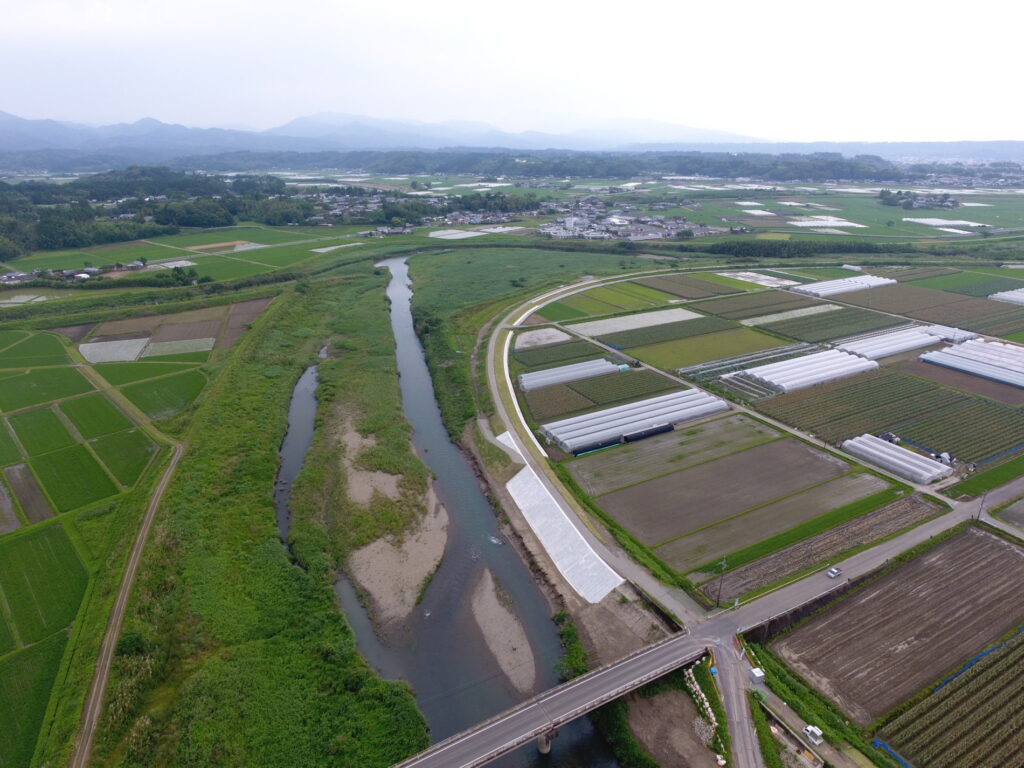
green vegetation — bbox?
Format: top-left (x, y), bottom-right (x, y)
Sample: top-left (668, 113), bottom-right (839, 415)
top-left (94, 361), bottom-right (199, 385)
top-left (91, 430), bottom-right (158, 486)
top-left (93, 278), bottom-right (428, 767)
top-left (119, 369), bottom-right (206, 420)
top-left (759, 307), bottom-right (904, 342)
top-left (628, 327), bottom-right (783, 369)
top-left (0, 525), bottom-right (87, 644)
top-left (513, 339), bottom-right (602, 368)
top-left (749, 694), bottom-right (787, 768)
top-left (0, 333), bottom-right (71, 368)
top-left (946, 453), bottom-right (1024, 497)
top-left (9, 407), bottom-right (75, 456)
top-left (30, 444), bottom-right (119, 512)
top-left (588, 700), bottom-right (660, 768)
top-left (0, 424), bottom-right (22, 464)
top-left (692, 656), bottom-right (731, 760)
top-left (568, 370), bottom-right (679, 404)
top-left (597, 315), bottom-right (736, 348)
top-left (0, 368), bottom-right (93, 411)
top-left (0, 633), bottom-right (69, 768)
top-left (899, 399), bottom-right (1024, 463)
top-left (59, 393), bottom-right (132, 438)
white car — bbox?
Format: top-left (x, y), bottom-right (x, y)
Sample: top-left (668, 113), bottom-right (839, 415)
top-left (827, 567), bottom-right (842, 579)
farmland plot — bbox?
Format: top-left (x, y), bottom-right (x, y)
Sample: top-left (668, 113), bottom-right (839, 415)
top-left (120, 369), bottom-right (206, 420)
top-left (691, 291), bottom-right (822, 320)
top-left (758, 307), bottom-right (905, 343)
top-left (597, 316), bottom-right (736, 349)
top-left (8, 408), bottom-right (75, 456)
top-left (91, 429), bottom-right (158, 486)
top-left (569, 414), bottom-right (779, 495)
top-left (757, 370), bottom-right (969, 443)
top-left (31, 445), bottom-right (119, 512)
top-left (597, 438), bottom-right (849, 546)
top-left (567, 369), bottom-right (679, 404)
top-left (0, 333), bottom-right (70, 369)
top-left (634, 273), bottom-right (741, 299)
top-left (772, 528), bottom-right (1024, 726)
top-left (0, 633), bottom-right (68, 768)
top-left (898, 399), bottom-right (1024, 463)
top-left (883, 630), bottom-right (1024, 768)
top-left (0, 368), bottom-right (93, 412)
top-left (58, 393), bottom-right (133, 438)
top-left (870, 266), bottom-right (960, 282)
top-left (628, 327), bottom-right (784, 369)
top-left (513, 340), bottom-right (603, 369)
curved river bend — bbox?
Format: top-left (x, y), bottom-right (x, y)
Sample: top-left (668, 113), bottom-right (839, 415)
top-left (275, 256), bottom-right (619, 767)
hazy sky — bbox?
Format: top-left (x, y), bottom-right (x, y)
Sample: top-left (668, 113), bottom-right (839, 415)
top-left (2, 0), bottom-right (1020, 142)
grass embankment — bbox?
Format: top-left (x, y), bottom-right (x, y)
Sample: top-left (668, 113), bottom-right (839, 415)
top-left (748, 693), bottom-right (786, 768)
top-left (90, 275), bottom-right (427, 768)
top-left (408, 247), bottom-right (650, 438)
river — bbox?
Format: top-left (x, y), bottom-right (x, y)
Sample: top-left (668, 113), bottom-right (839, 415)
top-left (274, 256), bottom-right (619, 767)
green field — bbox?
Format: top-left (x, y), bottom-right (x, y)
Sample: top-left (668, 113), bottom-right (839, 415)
top-left (0, 525), bottom-right (87, 644)
top-left (95, 361), bottom-right (199, 385)
top-left (628, 327), bottom-right (784, 369)
top-left (0, 424), bottom-right (21, 465)
top-left (0, 331), bottom-right (28, 350)
top-left (0, 632), bottom-right (69, 768)
top-left (31, 445), bottom-right (120, 512)
top-left (759, 306), bottom-right (905, 342)
top-left (597, 316), bottom-right (736, 349)
top-left (568, 369), bottom-right (680, 404)
top-left (0, 368), bottom-right (94, 412)
top-left (8, 408), bottom-right (75, 456)
top-left (0, 333), bottom-right (70, 368)
top-left (120, 369), bottom-right (207, 419)
top-left (147, 226), bottom-right (311, 247)
top-left (899, 399), bottom-right (1024, 464)
top-left (513, 340), bottom-right (604, 369)
top-left (910, 270), bottom-right (1024, 297)
top-left (91, 429), bottom-right (158, 486)
top-left (59, 393), bottom-right (133, 438)
top-left (137, 350), bottom-right (211, 364)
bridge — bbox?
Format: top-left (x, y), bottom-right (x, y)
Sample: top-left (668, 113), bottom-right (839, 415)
top-left (393, 633), bottom-right (707, 768)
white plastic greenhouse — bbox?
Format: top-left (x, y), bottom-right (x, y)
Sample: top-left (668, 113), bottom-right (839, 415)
top-left (989, 288), bottom-right (1024, 306)
top-left (922, 325), bottom-right (977, 343)
top-left (736, 350), bottom-right (877, 392)
top-left (842, 434), bottom-right (953, 484)
top-left (837, 328), bottom-right (939, 360)
top-left (920, 339), bottom-right (1024, 388)
top-left (519, 358), bottom-right (627, 392)
top-left (539, 389), bottom-right (728, 454)
top-left (791, 274), bottom-right (896, 298)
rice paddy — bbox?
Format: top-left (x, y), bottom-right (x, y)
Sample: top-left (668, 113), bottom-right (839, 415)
top-left (0, 368), bottom-right (94, 412)
top-left (30, 445), bottom-right (119, 512)
top-left (58, 394), bottom-right (133, 438)
top-left (8, 408), bottom-right (75, 456)
top-left (120, 369), bottom-right (207, 420)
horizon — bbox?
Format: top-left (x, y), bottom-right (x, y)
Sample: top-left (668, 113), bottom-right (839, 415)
top-left (2, 0), bottom-right (1021, 144)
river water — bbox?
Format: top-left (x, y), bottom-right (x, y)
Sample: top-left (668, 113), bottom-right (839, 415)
top-left (275, 257), bottom-right (618, 767)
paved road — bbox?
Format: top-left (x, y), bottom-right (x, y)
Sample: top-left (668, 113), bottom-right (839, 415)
top-left (393, 634), bottom-right (709, 768)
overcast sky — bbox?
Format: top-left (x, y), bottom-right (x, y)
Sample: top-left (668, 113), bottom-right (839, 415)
top-left (2, 0), bottom-right (1020, 142)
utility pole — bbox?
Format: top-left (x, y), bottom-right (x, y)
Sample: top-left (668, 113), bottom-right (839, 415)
top-left (715, 557), bottom-right (727, 608)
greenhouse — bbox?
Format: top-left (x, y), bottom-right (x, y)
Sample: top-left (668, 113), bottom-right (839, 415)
top-left (989, 287), bottom-right (1024, 306)
top-left (842, 434), bottom-right (953, 484)
top-left (921, 339), bottom-right (1024, 388)
top-left (791, 274), bottom-right (896, 298)
top-left (736, 349), bottom-right (877, 392)
top-left (518, 358), bottom-right (627, 392)
top-left (539, 389), bottom-right (728, 454)
top-left (837, 328), bottom-right (939, 360)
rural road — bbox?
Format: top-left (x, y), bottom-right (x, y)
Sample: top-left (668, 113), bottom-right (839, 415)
top-left (70, 439), bottom-right (185, 768)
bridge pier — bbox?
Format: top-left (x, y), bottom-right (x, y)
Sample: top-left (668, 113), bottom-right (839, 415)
top-left (536, 728), bottom-right (558, 754)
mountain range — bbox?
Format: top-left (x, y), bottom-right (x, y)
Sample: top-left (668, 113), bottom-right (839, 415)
top-left (1, 110), bottom-right (1023, 170)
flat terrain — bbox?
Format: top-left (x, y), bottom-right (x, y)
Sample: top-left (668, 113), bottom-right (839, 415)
top-left (628, 327), bottom-right (784, 369)
top-left (703, 494), bottom-right (941, 601)
top-left (598, 438), bottom-right (849, 546)
top-left (892, 358), bottom-right (1024, 405)
top-left (569, 414), bottom-right (779, 496)
top-left (773, 528), bottom-right (1024, 725)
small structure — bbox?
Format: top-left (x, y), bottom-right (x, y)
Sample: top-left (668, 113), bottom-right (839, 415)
top-left (750, 667), bottom-right (765, 685)
top-left (841, 433), bottom-right (953, 484)
top-left (791, 274), bottom-right (895, 298)
top-left (803, 725), bottom-right (824, 746)
top-left (518, 358), bottom-right (626, 392)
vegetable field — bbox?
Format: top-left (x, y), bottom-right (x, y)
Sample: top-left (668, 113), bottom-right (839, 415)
top-left (634, 273), bottom-right (742, 299)
top-left (691, 291), bottom-right (822, 320)
top-left (597, 316), bottom-right (736, 349)
top-left (898, 399), bottom-right (1024, 463)
top-left (522, 369), bottom-right (681, 422)
top-left (758, 307), bottom-right (904, 342)
top-left (883, 630), bottom-right (1024, 768)
top-left (757, 370), bottom-right (970, 443)
top-left (628, 327), bottom-right (784, 369)
top-left (513, 340), bottom-right (602, 368)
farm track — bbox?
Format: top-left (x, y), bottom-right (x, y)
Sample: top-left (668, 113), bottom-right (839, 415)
top-left (70, 438), bottom-right (184, 768)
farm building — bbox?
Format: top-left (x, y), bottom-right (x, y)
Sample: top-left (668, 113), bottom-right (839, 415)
top-left (921, 339), bottom-right (1024, 388)
top-left (518, 358), bottom-right (627, 392)
top-left (792, 275), bottom-right (896, 298)
top-left (731, 350), bottom-right (878, 393)
top-left (988, 287), bottom-right (1024, 306)
top-left (539, 389), bottom-right (728, 454)
top-left (837, 328), bottom-right (939, 360)
top-left (842, 434), bottom-right (953, 484)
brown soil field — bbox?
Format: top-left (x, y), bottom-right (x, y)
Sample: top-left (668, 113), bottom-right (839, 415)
top-left (186, 240), bottom-right (250, 251)
top-left (772, 527), bottom-right (1024, 726)
top-left (895, 358), bottom-right (1024, 406)
top-left (161, 306), bottom-right (229, 324)
top-left (0, 482), bottom-right (19, 535)
top-left (95, 315), bottom-right (164, 336)
top-left (569, 413), bottom-right (779, 496)
top-left (839, 284), bottom-right (970, 314)
top-left (4, 464), bottom-right (53, 523)
top-left (870, 266), bottom-right (960, 282)
top-left (598, 438), bottom-right (849, 546)
top-left (49, 324), bottom-right (95, 343)
top-left (691, 291), bottom-right (822, 320)
top-left (217, 297), bottom-right (275, 348)
top-left (658, 472), bottom-right (888, 573)
top-left (634, 274), bottom-right (734, 299)
top-left (151, 320), bottom-right (223, 343)
top-left (627, 688), bottom-right (719, 768)
top-left (702, 494), bottom-right (941, 601)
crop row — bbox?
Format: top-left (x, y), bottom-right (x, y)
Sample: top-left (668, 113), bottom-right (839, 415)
top-left (633, 274), bottom-right (736, 300)
top-left (759, 307), bottom-right (904, 343)
top-left (568, 369), bottom-right (680, 405)
top-left (899, 399), bottom-right (1024, 462)
top-left (597, 316), bottom-right (736, 349)
top-left (513, 340), bottom-right (600, 368)
top-left (691, 291), bottom-right (820, 319)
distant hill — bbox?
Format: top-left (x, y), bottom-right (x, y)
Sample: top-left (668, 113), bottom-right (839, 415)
top-left (0, 109), bottom-right (1023, 171)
